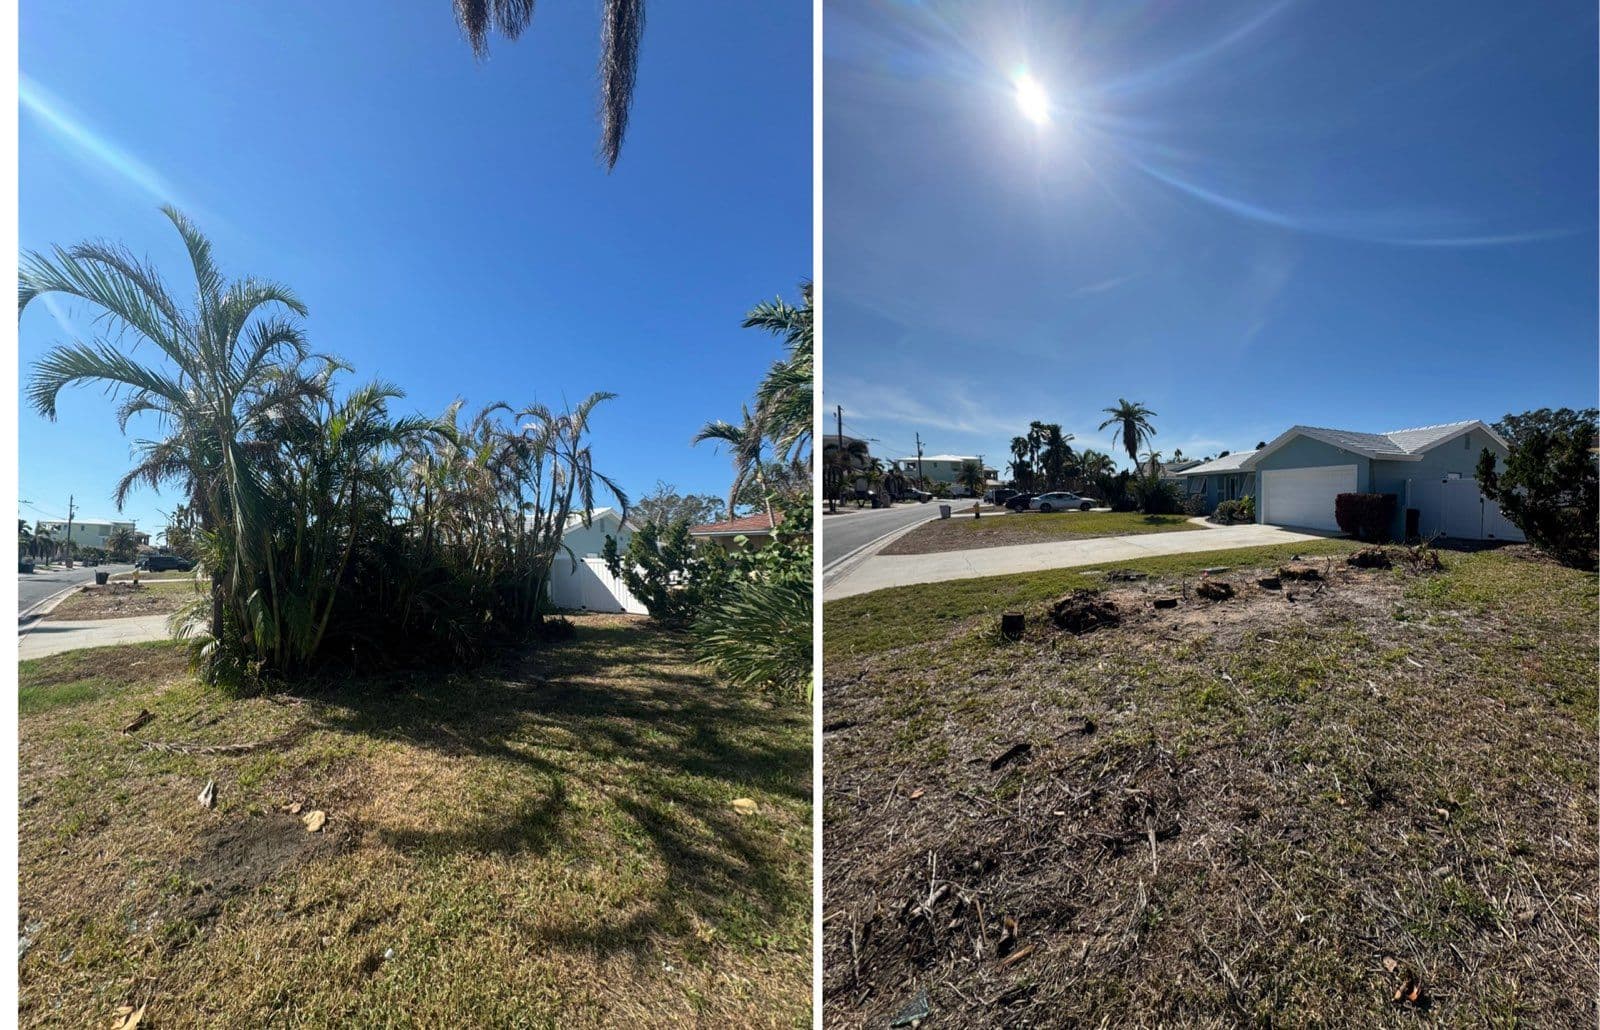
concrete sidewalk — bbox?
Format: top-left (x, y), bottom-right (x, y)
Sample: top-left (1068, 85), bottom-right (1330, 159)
top-left (824, 522), bottom-right (1332, 600)
top-left (19, 614), bottom-right (176, 660)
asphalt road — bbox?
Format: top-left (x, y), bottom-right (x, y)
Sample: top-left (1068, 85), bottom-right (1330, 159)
top-left (821, 501), bottom-right (949, 568)
top-left (17, 563), bottom-right (135, 617)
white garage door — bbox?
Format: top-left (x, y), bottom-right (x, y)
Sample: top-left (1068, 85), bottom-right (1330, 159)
top-left (1261, 465), bottom-right (1357, 532)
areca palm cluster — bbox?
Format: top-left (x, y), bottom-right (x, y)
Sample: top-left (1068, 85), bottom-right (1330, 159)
top-left (21, 210), bottom-right (622, 679)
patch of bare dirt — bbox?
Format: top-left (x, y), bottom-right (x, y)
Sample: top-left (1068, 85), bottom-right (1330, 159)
top-left (45, 582), bottom-right (195, 621)
top-left (173, 812), bottom-right (349, 926)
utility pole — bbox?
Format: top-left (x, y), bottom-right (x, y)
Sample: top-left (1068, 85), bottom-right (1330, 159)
top-left (65, 494), bottom-right (77, 568)
top-left (915, 432), bottom-right (925, 489)
top-left (832, 405), bottom-right (844, 514)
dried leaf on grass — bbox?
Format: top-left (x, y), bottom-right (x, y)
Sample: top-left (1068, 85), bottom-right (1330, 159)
top-left (731, 798), bottom-right (759, 815)
top-left (197, 779), bottom-right (216, 809)
top-left (302, 810), bottom-right (327, 833)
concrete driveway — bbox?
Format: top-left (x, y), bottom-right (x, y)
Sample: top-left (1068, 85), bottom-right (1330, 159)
top-left (823, 522), bottom-right (1333, 600)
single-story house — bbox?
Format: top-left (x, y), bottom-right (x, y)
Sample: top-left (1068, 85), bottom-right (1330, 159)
top-left (548, 507), bottom-right (647, 614)
top-left (1175, 451), bottom-right (1256, 507)
top-left (1238, 420), bottom-right (1522, 541)
top-left (689, 510), bottom-right (788, 552)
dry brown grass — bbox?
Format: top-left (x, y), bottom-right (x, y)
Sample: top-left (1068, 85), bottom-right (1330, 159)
top-left (45, 581), bottom-right (197, 621)
top-left (823, 546), bottom-right (1597, 1028)
top-left (19, 615), bottom-right (811, 1028)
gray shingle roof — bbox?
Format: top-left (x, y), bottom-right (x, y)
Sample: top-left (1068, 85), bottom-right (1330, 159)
top-left (1382, 421), bottom-right (1483, 452)
top-left (1176, 451), bottom-right (1255, 475)
top-left (1242, 419), bottom-right (1504, 467)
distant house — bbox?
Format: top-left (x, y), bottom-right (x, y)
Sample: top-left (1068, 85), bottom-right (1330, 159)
top-left (1175, 452), bottom-right (1255, 507)
top-left (689, 511), bottom-right (789, 552)
top-left (1186, 420), bottom-right (1522, 541)
top-left (894, 455), bottom-right (997, 496)
top-left (33, 518), bottom-right (136, 553)
top-left (1157, 458), bottom-right (1205, 484)
top-left (548, 507), bottom-right (646, 614)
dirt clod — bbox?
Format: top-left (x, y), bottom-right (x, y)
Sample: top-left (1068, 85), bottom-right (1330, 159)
top-left (1195, 581), bottom-right (1235, 601)
top-left (1050, 591), bottom-right (1120, 634)
top-left (1278, 564), bottom-right (1320, 581)
top-left (1347, 547), bottom-right (1392, 569)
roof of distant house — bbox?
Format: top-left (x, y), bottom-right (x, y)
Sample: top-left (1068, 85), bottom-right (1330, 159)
top-left (689, 511), bottom-right (784, 537)
top-left (1175, 452), bottom-right (1255, 476)
top-left (898, 454), bottom-right (982, 464)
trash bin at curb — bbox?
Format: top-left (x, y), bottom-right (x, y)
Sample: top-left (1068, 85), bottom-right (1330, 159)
top-left (938, 504), bottom-right (952, 519)
top-left (95, 572), bottom-right (109, 586)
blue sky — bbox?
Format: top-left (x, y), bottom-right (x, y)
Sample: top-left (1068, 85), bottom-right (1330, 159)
top-left (18, 1), bottom-right (810, 539)
top-left (824, 0), bottom-right (1597, 472)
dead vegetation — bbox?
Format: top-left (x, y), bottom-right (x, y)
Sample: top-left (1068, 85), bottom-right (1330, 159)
top-left (823, 546), bottom-right (1597, 1027)
top-left (45, 580), bottom-right (197, 621)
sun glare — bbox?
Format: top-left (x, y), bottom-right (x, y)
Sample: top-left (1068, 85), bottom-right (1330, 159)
top-left (1014, 71), bottom-right (1050, 125)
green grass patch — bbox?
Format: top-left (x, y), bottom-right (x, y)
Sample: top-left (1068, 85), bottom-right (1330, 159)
top-left (881, 510), bottom-right (1204, 555)
top-left (825, 539), bottom-right (1362, 661)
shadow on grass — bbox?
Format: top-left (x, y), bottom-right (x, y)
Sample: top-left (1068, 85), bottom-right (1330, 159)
top-left (310, 619), bottom-right (810, 956)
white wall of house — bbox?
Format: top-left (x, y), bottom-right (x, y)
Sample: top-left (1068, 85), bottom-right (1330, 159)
top-left (34, 519), bottom-right (136, 552)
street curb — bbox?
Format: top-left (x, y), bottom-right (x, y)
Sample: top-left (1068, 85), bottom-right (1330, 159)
top-left (822, 509), bottom-right (947, 596)
top-left (18, 582), bottom-right (86, 631)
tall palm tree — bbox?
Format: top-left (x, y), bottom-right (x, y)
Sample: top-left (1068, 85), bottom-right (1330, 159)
top-left (1099, 399), bottom-right (1158, 464)
top-left (693, 406), bottom-right (771, 525)
top-left (746, 281), bottom-right (812, 466)
top-left (453, 0), bottom-right (646, 170)
top-left (1026, 420), bottom-right (1049, 472)
top-left (823, 436), bottom-right (869, 512)
top-left (1040, 424), bottom-right (1074, 490)
top-left (21, 206), bottom-right (312, 649)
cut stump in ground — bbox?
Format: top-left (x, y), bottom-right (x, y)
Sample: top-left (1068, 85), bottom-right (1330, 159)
top-left (1196, 580), bottom-right (1235, 601)
top-left (1050, 591), bottom-right (1120, 634)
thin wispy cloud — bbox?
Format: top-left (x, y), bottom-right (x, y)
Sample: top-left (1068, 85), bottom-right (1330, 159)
top-left (20, 73), bottom-right (191, 211)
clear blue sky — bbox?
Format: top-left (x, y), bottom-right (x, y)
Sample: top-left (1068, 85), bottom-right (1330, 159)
top-left (18, 1), bottom-right (811, 538)
top-left (824, 0), bottom-right (1597, 472)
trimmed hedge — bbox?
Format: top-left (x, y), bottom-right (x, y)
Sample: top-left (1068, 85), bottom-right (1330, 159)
top-left (1334, 492), bottom-right (1397, 542)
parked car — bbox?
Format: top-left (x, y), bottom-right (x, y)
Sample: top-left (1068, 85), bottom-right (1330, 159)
top-left (1004, 493), bottom-right (1037, 512)
top-left (1030, 491), bottom-right (1093, 513)
top-left (137, 554), bottom-right (196, 572)
top-left (986, 488), bottom-right (1019, 506)
top-left (904, 488), bottom-right (934, 503)
top-left (19, 560), bottom-right (34, 574)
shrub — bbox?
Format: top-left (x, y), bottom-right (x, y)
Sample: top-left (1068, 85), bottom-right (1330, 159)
top-left (1238, 494), bottom-right (1255, 522)
top-left (1477, 407), bottom-right (1599, 568)
top-left (1182, 493), bottom-right (1213, 517)
top-left (1334, 493), bottom-right (1397, 542)
top-left (603, 519), bottom-right (729, 629)
top-left (1211, 499), bottom-right (1243, 524)
top-left (1130, 474), bottom-right (1179, 515)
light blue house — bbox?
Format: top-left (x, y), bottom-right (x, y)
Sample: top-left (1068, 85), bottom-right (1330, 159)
top-left (1232, 420), bottom-right (1522, 541)
top-left (1176, 451), bottom-right (1256, 508)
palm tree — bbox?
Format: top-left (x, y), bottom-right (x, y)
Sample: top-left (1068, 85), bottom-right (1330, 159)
top-left (21, 206), bottom-right (312, 650)
top-left (453, 0), bottom-right (646, 170)
top-left (1099, 399), bottom-right (1158, 464)
top-left (746, 281), bottom-right (812, 467)
top-left (822, 436), bottom-right (869, 512)
top-left (693, 406), bottom-right (772, 525)
top-left (1026, 420), bottom-right (1049, 472)
top-left (957, 460), bottom-right (985, 498)
top-left (107, 527), bottom-right (138, 562)
top-left (1040, 424), bottom-right (1074, 490)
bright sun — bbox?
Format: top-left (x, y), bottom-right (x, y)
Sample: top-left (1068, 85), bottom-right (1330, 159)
top-left (1014, 71), bottom-right (1050, 125)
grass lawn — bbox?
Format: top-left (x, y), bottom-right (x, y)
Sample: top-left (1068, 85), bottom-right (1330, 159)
top-left (19, 616), bottom-right (811, 1027)
top-left (822, 543), bottom-right (1597, 1027)
top-left (880, 510), bottom-right (1203, 556)
top-left (46, 580), bottom-right (199, 621)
